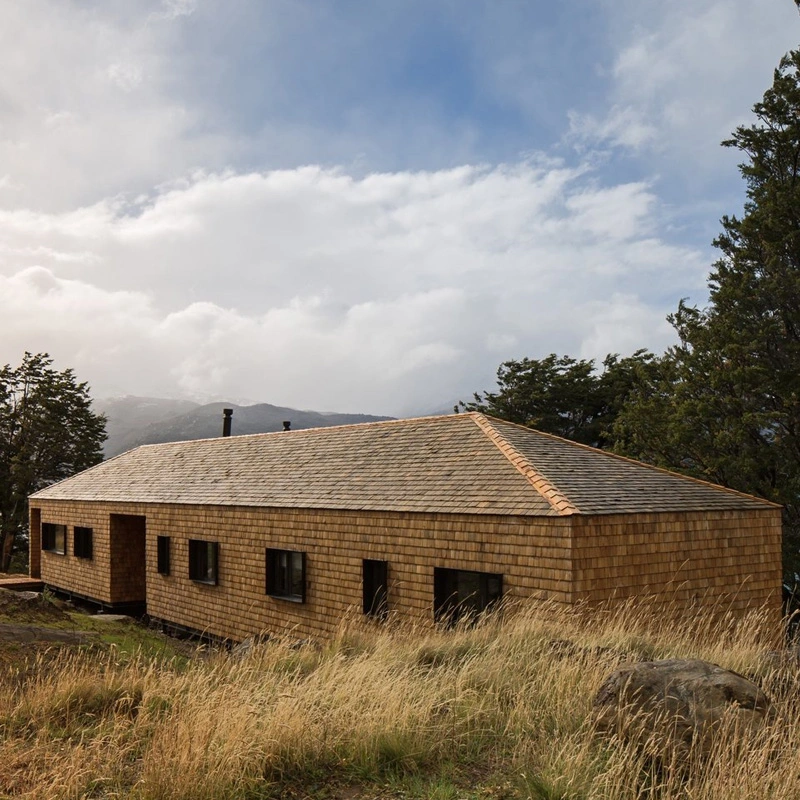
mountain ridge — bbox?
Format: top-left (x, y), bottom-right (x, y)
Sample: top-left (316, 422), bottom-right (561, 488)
top-left (95, 396), bottom-right (395, 458)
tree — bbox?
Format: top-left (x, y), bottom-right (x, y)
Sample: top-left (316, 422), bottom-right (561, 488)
top-left (458, 350), bottom-right (658, 448)
top-left (0, 353), bottom-right (106, 572)
top-left (614, 48), bottom-right (800, 581)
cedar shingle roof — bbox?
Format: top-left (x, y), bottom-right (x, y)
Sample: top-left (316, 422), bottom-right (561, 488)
top-left (30, 413), bottom-right (775, 516)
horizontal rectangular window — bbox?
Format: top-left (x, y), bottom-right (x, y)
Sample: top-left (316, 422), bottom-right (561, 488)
top-left (73, 526), bottom-right (93, 559)
top-left (433, 567), bottom-right (502, 627)
top-left (266, 548), bottom-right (305, 602)
top-left (41, 523), bottom-right (66, 555)
top-left (188, 539), bottom-right (218, 585)
top-left (157, 536), bottom-right (170, 576)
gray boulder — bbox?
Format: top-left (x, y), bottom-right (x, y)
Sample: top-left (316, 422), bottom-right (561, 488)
top-left (593, 658), bottom-right (772, 757)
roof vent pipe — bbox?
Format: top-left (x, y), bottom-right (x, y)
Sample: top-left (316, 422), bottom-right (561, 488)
top-left (222, 408), bottom-right (233, 437)
top-left (283, 420), bottom-right (291, 431)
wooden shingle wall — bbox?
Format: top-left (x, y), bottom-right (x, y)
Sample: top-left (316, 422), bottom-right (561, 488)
top-left (29, 507), bottom-right (41, 579)
top-left (29, 499), bottom-right (782, 641)
top-left (30, 500), bottom-right (572, 640)
top-left (30, 500), bottom-right (148, 604)
top-left (145, 504), bottom-right (574, 641)
top-left (571, 510), bottom-right (782, 616)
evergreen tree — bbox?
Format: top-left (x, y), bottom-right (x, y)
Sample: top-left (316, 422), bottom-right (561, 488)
top-left (614, 49), bottom-right (800, 580)
top-left (0, 353), bottom-right (106, 572)
top-left (458, 350), bottom-right (658, 448)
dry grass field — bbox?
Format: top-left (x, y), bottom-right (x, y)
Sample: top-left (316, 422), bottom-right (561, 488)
top-left (0, 595), bottom-right (797, 800)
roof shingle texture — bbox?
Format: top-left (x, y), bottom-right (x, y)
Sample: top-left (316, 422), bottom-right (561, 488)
top-left (31, 413), bottom-right (773, 516)
top-left (489, 418), bottom-right (771, 514)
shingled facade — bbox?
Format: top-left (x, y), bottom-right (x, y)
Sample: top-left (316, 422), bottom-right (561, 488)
top-left (28, 413), bottom-right (782, 641)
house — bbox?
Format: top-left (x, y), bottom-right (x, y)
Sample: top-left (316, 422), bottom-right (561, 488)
top-left (28, 413), bottom-right (782, 641)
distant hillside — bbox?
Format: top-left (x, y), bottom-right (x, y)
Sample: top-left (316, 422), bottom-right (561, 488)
top-left (98, 397), bottom-right (394, 457)
top-left (94, 397), bottom-right (201, 457)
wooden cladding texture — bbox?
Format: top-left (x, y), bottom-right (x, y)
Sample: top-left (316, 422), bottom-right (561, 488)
top-left (571, 510), bottom-right (782, 614)
top-left (32, 503), bottom-right (151, 606)
top-left (31, 500), bottom-right (572, 640)
top-left (143, 504), bottom-right (574, 642)
top-left (29, 507), bottom-right (41, 579)
top-left (30, 500), bottom-right (134, 603)
top-left (29, 499), bottom-right (781, 641)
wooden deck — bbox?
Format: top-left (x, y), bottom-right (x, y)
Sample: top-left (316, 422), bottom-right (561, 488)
top-left (0, 576), bottom-right (43, 592)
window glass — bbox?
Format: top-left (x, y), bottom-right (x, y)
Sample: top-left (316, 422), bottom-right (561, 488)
top-left (433, 567), bottom-right (503, 626)
top-left (266, 548), bottom-right (306, 602)
top-left (363, 559), bottom-right (388, 619)
top-left (189, 539), bottom-right (218, 585)
top-left (290, 552), bottom-right (304, 597)
top-left (42, 523), bottom-right (66, 555)
top-left (73, 526), bottom-right (93, 559)
top-left (157, 536), bottom-right (170, 575)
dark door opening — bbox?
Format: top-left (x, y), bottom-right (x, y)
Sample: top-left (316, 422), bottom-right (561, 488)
top-left (363, 559), bottom-right (388, 619)
top-left (109, 514), bottom-right (147, 608)
top-left (433, 567), bottom-right (502, 626)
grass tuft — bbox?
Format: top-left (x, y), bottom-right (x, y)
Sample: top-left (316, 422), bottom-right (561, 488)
top-left (0, 599), bottom-right (794, 799)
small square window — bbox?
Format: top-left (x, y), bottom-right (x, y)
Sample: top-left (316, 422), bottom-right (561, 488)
top-left (157, 536), bottom-right (171, 575)
top-left (266, 548), bottom-right (305, 602)
top-left (73, 526), bottom-right (93, 559)
top-left (188, 539), bottom-right (218, 585)
top-left (42, 523), bottom-right (66, 555)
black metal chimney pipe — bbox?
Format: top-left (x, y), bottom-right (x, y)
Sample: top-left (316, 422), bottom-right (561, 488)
top-left (222, 408), bottom-right (233, 437)
top-left (282, 420), bottom-right (291, 431)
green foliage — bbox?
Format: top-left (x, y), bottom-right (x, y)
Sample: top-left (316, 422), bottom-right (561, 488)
top-left (0, 352), bottom-right (106, 571)
top-left (458, 350), bottom-right (658, 448)
top-left (461, 49), bottom-right (800, 581)
top-left (613, 49), bottom-right (800, 581)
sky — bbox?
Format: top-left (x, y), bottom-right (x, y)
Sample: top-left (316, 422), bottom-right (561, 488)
top-left (0, 1), bottom-right (798, 416)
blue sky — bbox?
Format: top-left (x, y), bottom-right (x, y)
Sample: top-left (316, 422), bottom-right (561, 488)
top-left (0, 0), bottom-right (798, 414)
top-left (181, 2), bottom-right (608, 160)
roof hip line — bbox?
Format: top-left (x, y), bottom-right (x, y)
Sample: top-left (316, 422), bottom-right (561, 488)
top-left (469, 413), bottom-right (578, 515)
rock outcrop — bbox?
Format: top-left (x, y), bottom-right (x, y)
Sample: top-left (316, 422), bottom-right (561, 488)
top-left (593, 658), bottom-right (772, 757)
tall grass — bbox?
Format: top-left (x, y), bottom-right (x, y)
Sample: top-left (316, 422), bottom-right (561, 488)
top-left (0, 600), bottom-right (796, 799)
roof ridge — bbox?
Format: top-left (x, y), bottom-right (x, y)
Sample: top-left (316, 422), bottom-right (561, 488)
top-left (132, 413), bottom-right (465, 451)
top-left (485, 415), bottom-right (782, 510)
top-left (468, 413), bottom-right (578, 515)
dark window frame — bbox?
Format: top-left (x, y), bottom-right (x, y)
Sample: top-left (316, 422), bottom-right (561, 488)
top-left (433, 567), bottom-right (503, 626)
top-left (73, 526), bottom-right (93, 559)
top-left (188, 539), bottom-right (218, 585)
top-left (363, 559), bottom-right (389, 619)
top-left (41, 522), bottom-right (66, 555)
top-left (157, 535), bottom-right (171, 576)
top-left (266, 548), bottom-right (306, 603)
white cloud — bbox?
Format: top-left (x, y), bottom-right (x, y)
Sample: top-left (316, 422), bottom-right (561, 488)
top-left (154, 0), bottom-right (197, 21)
top-left (0, 1), bottom-right (223, 211)
top-left (107, 62), bottom-right (145, 92)
top-left (578, 292), bottom-right (675, 360)
top-left (1, 1), bottom-right (780, 417)
top-left (574, 0), bottom-right (799, 173)
top-left (0, 161), bottom-right (703, 413)
top-left (568, 106), bottom-right (658, 152)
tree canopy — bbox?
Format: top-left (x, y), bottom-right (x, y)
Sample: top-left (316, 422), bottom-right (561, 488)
top-left (0, 353), bottom-right (106, 572)
top-left (614, 48), bottom-right (800, 580)
top-left (458, 350), bottom-right (659, 448)
top-left (461, 46), bottom-right (800, 582)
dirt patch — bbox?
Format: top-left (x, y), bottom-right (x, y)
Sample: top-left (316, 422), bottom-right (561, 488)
top-left (0, 589), bottom-right (96, 667)
top-left (0, 589), bottom-right (208, 666)
top-left (0, 588), bottom-right (72, 625)
top-left (0, 622), bottom-right (90, 645)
